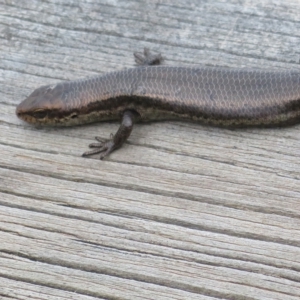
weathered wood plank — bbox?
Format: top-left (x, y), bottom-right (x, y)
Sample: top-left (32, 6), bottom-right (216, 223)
top-left (1, 0), bottom-right (300, 299)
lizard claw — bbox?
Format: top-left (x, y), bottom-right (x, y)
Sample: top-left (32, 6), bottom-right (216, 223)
top-left (82, 136), bottom-right (115, 160)
top-left (134, 47), bottom-right (163, 66)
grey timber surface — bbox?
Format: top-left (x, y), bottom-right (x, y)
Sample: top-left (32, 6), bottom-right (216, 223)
top-left (1, 0), bottom-right (300, 299)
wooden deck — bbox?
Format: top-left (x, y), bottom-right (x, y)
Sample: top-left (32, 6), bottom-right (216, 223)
top-left (1, 0), bottom-right (300, 299)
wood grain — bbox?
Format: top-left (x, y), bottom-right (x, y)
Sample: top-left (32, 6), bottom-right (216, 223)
top-left (1, 0), bottom-right (300, 299)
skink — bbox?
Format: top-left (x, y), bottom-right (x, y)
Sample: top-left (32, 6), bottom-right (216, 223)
top-left (16, 49), bottom-right (300, 159)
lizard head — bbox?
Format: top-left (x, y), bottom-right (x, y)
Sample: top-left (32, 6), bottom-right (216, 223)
top-left (16, 83), bottom-right (80, 126)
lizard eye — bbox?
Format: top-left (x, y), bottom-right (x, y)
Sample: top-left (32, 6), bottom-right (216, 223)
top-left (32, 109), bottom-right (48, 119)
top-left (70, 112), bottom-right (78, 119)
